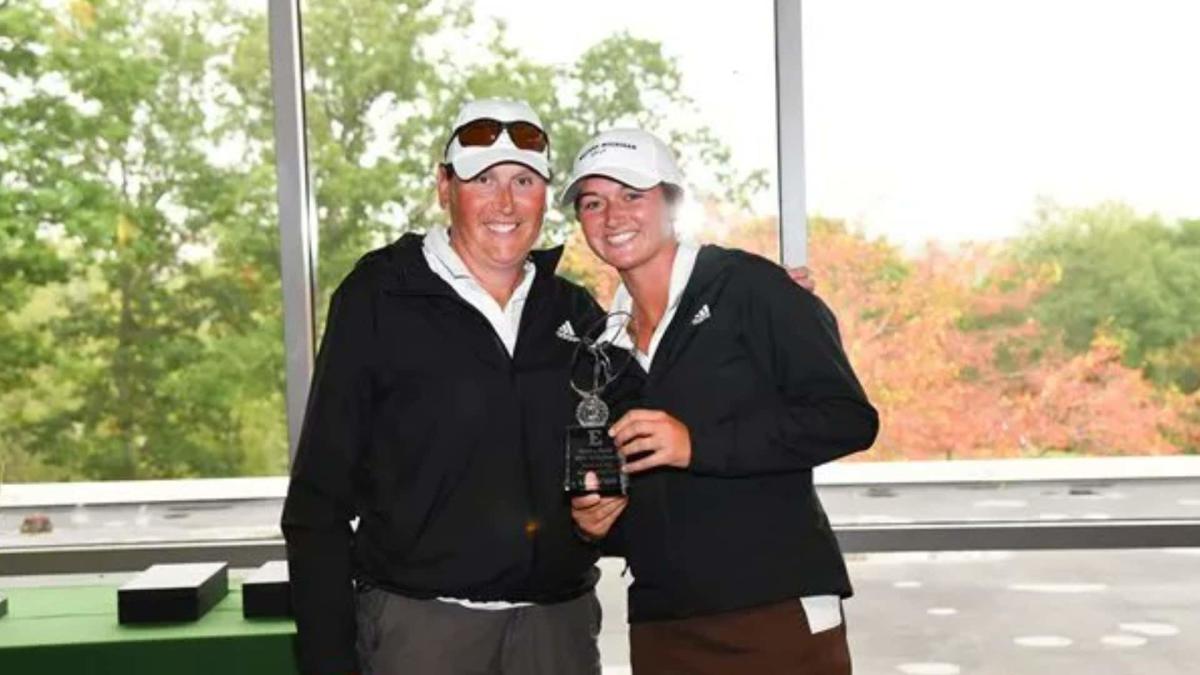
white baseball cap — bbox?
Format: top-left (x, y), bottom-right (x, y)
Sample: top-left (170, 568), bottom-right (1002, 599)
top-left (560, 128), bottom-right (685, 207)
top-left (443, 99), bottom-right (551, 180)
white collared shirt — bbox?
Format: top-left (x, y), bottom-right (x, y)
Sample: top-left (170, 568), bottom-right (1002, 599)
top-left (422, 225), bottom-right (536, 357)
top-left (422, 225), bottom-right (535, 611)
top-left (607, 240), bottom-right (844, 633)
top-left (607, 241), bottom-right (700, 371)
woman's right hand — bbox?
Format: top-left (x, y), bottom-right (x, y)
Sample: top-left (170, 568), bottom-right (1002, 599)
top-left (570, 472), bottom-right (628, 541)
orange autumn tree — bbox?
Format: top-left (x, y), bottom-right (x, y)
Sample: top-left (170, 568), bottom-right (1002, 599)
top-left (711, 215), bottom-right (1190, 460)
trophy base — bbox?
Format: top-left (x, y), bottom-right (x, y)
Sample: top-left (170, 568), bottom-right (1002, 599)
top-left (564, 425), bottom-right (627, 496)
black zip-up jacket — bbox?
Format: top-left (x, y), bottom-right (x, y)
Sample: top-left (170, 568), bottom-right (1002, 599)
top-left (281, 233), bottom-right (621, 674)
top-left (612, 245), bottom-right (879, 623)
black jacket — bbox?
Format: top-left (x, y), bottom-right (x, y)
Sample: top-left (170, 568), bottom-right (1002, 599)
top-left (281, 233), bottom-right (614, 674)
top-left (613, 245), bottom-right (879, 623)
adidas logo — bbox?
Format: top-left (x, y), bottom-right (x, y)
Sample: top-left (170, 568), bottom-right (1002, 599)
top-left (556, 320), bottom-right (580, 342)
top-left (691, 304), bottom-right (711, 326)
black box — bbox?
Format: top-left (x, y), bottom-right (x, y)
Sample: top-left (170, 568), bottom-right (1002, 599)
top-left (118, 562), bottom-right (229, 624)
top-left (0, 593), bottom-right (7, 618)
top-left (242, 560), bottom-right (292, 619)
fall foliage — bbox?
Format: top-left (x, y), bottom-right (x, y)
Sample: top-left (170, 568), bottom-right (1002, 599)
top-left (560, 210), bottom-right (1199, 461)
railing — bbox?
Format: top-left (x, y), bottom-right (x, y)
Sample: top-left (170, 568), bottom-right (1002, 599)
top-left (4, 457), bottom-right (1199, 575)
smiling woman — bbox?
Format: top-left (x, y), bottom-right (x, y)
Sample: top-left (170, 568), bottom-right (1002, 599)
top-left (563, 126), bottom-right (876, 675)
top-left (567, 129), bottom-right (687, 275)
top-left (575, 181), bottom-right (676, 274)
top-left (437, 162), bottom-right (547, 291)
top-left (428, 99), bottom-right (553, 307)
top-left (437, 161), bottom-right (546, 295)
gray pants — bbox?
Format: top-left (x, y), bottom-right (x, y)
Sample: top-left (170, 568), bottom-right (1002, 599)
top-left (355, 588), bottom-right (602, 675)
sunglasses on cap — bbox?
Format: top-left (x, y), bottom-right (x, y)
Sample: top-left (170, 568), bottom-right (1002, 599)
top-left (448, 118), bottom-right (549, 154)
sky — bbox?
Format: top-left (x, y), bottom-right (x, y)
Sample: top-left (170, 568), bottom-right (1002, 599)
top-left (64, 0), bottom-right (1200, 252)
top-left (469, 0), bottom-right (1200, 250)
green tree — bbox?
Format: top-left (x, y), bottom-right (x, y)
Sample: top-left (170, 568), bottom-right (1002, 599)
top-left (1020, 201), bottom-right (1200, 392)
top-left (0, 0), bottom-right (765, 481)
top-left (0, 3), bottom-right (72, 480)
top-left (1, 0), bottom-right (286, 479)
top-left (229, 1), bottom-right (766, 309)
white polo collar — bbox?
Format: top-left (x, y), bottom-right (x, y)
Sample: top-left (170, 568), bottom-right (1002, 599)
top-left (608, 241), bottom-right (700, 370)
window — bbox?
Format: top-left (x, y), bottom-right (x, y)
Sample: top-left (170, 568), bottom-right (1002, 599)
top-left (0, 0), bottom-right (285, 483)
top-left (5, 0), bottom-right (1195, 575)
top-left (802, 0), bottom-right (1200, 462)
top-left (300, 0), bottom-right (778, 310)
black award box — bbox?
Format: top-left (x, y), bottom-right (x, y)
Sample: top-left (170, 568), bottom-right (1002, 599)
top-left (118, 562), bottom-right (229, 624)
top-left (242, 560), bottom-right (291, 619)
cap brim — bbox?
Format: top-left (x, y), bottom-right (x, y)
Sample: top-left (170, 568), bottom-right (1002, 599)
top-left (451, 147), bottom-right (551, 181)
top-left (559, 167), bottom-right (663, 208)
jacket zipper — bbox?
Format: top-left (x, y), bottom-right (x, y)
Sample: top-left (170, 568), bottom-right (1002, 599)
top-left (445, 293), bottom-right (542, 593)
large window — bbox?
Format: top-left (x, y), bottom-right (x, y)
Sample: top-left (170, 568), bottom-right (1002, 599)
top-left (300, 0), bottom-right (778, 311)
top-left (803, 0), bottom-right (1200, 462)
top-left (4, 0), bottom-right (1197, 564)
top-left (0, 0), bottom-right (286, 483)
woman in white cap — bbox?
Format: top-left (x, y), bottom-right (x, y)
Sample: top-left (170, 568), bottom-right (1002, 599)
top-left (565, 128), bottom-right (879, 675)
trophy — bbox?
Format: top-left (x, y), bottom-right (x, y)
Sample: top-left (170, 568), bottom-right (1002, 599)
top-left (563, 313), bottom-right (632, 496)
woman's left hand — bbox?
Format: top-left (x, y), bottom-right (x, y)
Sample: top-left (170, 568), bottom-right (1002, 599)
top-left (609, 409), bottom-right (692, 474)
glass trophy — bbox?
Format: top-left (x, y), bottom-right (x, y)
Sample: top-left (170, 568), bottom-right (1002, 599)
top-left (564, 314), bottom-right (631, 496)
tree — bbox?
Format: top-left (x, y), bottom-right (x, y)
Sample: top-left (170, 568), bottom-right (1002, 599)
top-left (227, 1), bottom-right (767, 313)
top-left (715, 213), bottom-right (1195, 460)
top-left (0, 0), bottom-right (766, 480)
top-left (1020, 201), bottom-right (1200, 393)
top-left (0, 0), bottom-right (288, 479)
top-left (0, 2), bottom-right (74, 479)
